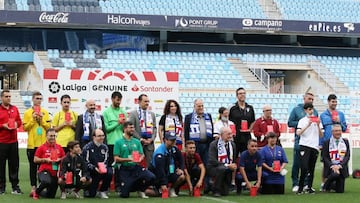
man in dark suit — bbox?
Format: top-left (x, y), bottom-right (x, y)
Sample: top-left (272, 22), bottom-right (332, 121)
top-left (207, 126), bottom-right (237, 197)
top-left (128, 94), bottom-right (157, 167)
top-left (75, 99), bottom-right (106, 148)
top-left (322, 124), bottom-right (350, 193)
top-left (184, 99), bottom-right (213, 166)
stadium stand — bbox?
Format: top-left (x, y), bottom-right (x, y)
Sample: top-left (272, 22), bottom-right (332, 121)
top-left (46, 49), bottom-right (353, 122)
top-left (47, 49), bottom-right (249, 90)
top-left (4, 0), bottom-right (266, 18)
top-left (317, 56), bottom-right (360, 91)
top-left (275, 0), bottom-right (360, 22)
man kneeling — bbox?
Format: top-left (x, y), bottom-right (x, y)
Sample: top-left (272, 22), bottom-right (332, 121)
top-left (207, 127), bottom-right (237, 197)
top-left (32, 128), bottom-right (65, 199)
top-left (322, 124), bottom-right (350, 193)
top-left (114, 121), bottom-right (156, 198)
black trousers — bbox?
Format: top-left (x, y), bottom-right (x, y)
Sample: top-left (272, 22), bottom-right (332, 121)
top-left (324, 171), bottom-right (345, 193)
top-left (88, 167), bottom-right (113, 197)
top-left (208, 166), bottom-right (232, 195)
top-left (261, 184), bottom-right (285, 194)
top-left (36, 171), bottom-right (58, 198)
top-left (299, 145), bottom-right (318, 191)
top-left (0, 142), bottom-right (19, 190)
top-left (27, 148), bottom-right (38, 187)
top-left (118, 165), bottom-right (155, 198)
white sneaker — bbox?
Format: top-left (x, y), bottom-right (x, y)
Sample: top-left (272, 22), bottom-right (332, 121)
top-left (99, 191), bottom-right (109, 199)
top-left (169, 188), bottom-right (178, 197)
top-left (60, 191), bottom-right (67, 199)
top-left (292, 185), bottom-right (299, 192)
top-left (73, 191), bottom-right (82, 199)
top-left (138, 191), bottom-right (149, 199)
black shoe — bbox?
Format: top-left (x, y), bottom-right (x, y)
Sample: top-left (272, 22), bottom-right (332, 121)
top-left (213, 192), bottom-right (221, 197)
top-left (296, 190), bottom-right (304, 195)
top-left (11, 186), bottom-right (23, 195)
top-left (203, 187), bottom-right (211, 195)
top-left (0, 190), bottom-right (5, 195)
top-left (306, 188), bottom-right (315, 194)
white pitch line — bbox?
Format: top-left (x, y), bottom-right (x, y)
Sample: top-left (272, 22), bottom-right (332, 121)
top-left (201, 196), bottom-right (238, 203)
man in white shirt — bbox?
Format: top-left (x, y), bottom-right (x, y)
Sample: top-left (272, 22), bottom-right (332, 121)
top-left (296, 103), bottom-right (323, 195)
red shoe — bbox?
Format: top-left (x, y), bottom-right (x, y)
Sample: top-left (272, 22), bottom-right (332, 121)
top-left (29, 191), bottom-right (34, 197)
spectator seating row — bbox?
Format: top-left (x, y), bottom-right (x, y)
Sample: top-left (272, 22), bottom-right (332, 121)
top-left (47, 49), bottom-right (249, 90)
top-left (275, 0), bottom-right (360, 22)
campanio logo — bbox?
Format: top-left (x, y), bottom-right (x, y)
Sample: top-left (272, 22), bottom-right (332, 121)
top-left (242, 19), bottom-right (253, 27)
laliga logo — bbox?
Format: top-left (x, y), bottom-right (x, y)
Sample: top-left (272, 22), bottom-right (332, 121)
top-left (131, 85), bottom-right (139, 92)
top-left (49, 81), bottom-right (61, 94)
top-left (175, 17), bottom-right (188, 27)
top-left (242, 19), bottom-right (253, 27)
top-left (39, 12), bottom-right (69, 23)
top-left (344, 23), bottom-right (355, 32)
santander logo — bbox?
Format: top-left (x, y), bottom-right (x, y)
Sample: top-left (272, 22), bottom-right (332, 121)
top-left (131, 85), bottom-right (139, 92)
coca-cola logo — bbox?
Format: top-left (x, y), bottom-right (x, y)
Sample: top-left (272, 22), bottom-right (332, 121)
top-left (39, 12), bottom-right (69, 23)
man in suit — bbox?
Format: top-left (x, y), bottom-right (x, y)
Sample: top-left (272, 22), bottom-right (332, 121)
top-left (322, 124), bottom-right (350, 193)
top-left (75, 99), bottom-right (106, 148)
top-left (207, 126), bottom-right (237, 197)
top-left (128, 94), bottom-right (157, 167)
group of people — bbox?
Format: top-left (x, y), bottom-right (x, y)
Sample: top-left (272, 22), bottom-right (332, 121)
top-left (288, 92), bottom-right (349, 194)
top-left (0, 87), bottom-right (351, 200)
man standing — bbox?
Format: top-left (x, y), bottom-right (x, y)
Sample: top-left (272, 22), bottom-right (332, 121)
top-left (82, 129), bottom-right (113, 199)
top-left (288, 92), bottom-right (318, 192)
top-left (184, 99), bottom-right (214, 166)
top-left (322, 124), bottom-right (350, 193)
top-left (207, 127), bottom-right (237, 197)
top-left (0, 90), bottom-right (23, 195)
top-left (32, 128), bottom-right (65, 199)
top-left (149, 132), bottom-right (185, 198)
top-left (114, 121), bottom-right (156, 198)
top-left (103, 91), bottom-right (127, 165)
top-left (182, 140), bottom-right (206, 196)
top-left (253, 104), bottom-right (280, 149)
top-left (103, 91), bottom-right (127, 193)
top-left (52, 94), bottom-right (78, 153)
top-left (296, 103), bottom-right (323, 195)
top-left (128, 94), bottom-right (157, 167)
top-left (320, 94), bottom-right (347, 190)
top-left (229, 87), bottom-right (255, 157)
top-left (23, 91), bottom-right (51, 194)
top-left (76, 99), bottom-right (106, 148)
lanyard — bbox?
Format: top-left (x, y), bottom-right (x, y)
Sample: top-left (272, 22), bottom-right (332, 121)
top-left (268, 146), bottom-right (277, 160)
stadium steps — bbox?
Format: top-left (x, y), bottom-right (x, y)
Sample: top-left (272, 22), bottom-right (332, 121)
top-left (9, 90), bottom-right (27, 118)
top-left (309, 59), bottom-right (350, 95)
top-left (313, 95), bottom-right (327, 113)
top-left (36, 51), bottom-right (53, 69)
top-left (258, 0), bottom-right (282, 19)
top-left (227, 58), bottom-right (268, 93)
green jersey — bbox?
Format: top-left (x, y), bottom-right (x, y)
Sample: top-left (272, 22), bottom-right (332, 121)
top-left (114, 137), bottom-right (144, 167)
top-left (103, 106), bottom-right (127, 145)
